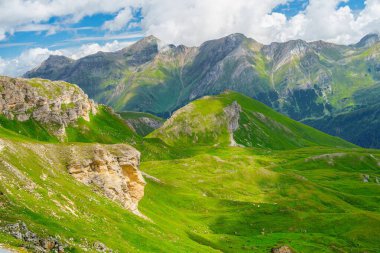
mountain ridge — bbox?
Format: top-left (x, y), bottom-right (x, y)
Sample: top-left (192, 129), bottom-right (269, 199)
top-left (24, 33), bottom-right (380, 147)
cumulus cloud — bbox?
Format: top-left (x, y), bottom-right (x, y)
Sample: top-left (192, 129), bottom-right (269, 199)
top-left (0, 40), bottom-right (133, 77)
top-left (2, 0), bottom-right (380, 45)
top-left (0, 0), bottom-right (134, 38)
top-left (102, 8), bottom-right (134, 32)
top-left (134, 0), bottom-right (380, 46)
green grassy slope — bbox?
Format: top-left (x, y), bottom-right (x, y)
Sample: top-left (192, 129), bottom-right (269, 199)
top-left (1, 91), bottom-right (379, 252)
top-left (140, 146), bottom-right (380, 252)
top-left (65, 106), bottom-right (140, 143)
top-left (0, 105), bottom-right (139, 144)
top-left (1, 138), bottom-right (379, 252)
top-left (149, 91), bottom-right (354, 149)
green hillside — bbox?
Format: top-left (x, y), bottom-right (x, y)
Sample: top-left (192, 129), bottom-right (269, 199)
top-left (1, 138), bottom-right (379, 252)
top-left (0, 105), bottom-right (138, 144)
top-left (149, 91), bottom-right (354, 149)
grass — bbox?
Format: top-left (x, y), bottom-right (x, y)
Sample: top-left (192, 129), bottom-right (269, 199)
top-left (2, 138), bottom-right (379, 252)
top-left (0, 105), bottom-right (139, 144)
top-left (66, 105), bottom-right (139, 143)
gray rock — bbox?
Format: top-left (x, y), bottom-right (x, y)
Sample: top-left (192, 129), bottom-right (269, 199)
top-left (0, 76), bottom-right (97, 141)
top-left (2, 221), bottom-right (65, 252)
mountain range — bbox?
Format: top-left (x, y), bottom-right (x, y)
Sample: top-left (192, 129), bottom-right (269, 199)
top-left (25, 33), bottom-right (380, 148)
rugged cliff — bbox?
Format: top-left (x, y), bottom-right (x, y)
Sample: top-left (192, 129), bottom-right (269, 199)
top-left (0, 76), bottom-right (97, 140)
top-left (67, 144), bottom-right (146, 216)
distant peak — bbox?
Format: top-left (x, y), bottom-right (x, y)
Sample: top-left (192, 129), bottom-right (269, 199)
top-left (226, 33), bottom-right (247, 39)
top-left (135, 35), bottom-right (160, 45)
top-left (121, 35), bottom-right (160, 53)
top-left (355, 33), bottom-right (379, 48)
top-left (46, 55), bottom-right (73, 62)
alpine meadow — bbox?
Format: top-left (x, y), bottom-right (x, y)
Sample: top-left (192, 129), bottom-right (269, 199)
top-left (0, 1), bottom-right (380, 253)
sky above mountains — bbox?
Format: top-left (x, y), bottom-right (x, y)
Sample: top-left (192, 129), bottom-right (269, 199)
top-left (0, 0), bottom-right (377, 77)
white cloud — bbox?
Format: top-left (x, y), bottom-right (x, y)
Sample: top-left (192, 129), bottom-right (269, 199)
top-left (0, 0), bottom-right (134, 39)
top-left (2, 0), bottom-right (380, 46)
top-left (132, 0), bottom-right (380, 46)
top-left (0, 40), bottom-right (133, 77)
top-left (102, 8), bottom-right (133, 32)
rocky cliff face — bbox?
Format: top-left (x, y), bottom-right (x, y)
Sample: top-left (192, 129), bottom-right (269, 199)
top-left (67, 144), bottom-right (146, 216)
top-left (0, 76), bottom-right (97, 140)
top-left (223, 101), bottom-right (242, 147)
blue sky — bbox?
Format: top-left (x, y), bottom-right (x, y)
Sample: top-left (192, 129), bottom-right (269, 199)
top-left (0, 12), bottom-right (144, 58)
top-left (0, 0), bottom-right (376, 77)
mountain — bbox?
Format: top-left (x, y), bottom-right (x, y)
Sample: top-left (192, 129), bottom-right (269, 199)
top-left (0, 76), bottom-right (138, 143)
top-left (149, 91), bottom-right (354, 149)
top-left (354, 33), bottom-right (380, 48)
top-left (24, 33), bottom-right (380, 148)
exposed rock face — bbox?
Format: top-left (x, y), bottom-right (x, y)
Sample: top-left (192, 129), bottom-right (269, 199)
top-left (125, 116), bottom-right (163, 136)
top-left (363, 174), bottom-right (370, 183)
top-left (67, 144), bottom-right (146, 216)
top-left (224, 101), bottom-right (242, 147)
top-left (0, 76), bottom-right (97, 140)
top-left (271, 245), bottom-right (293, 253)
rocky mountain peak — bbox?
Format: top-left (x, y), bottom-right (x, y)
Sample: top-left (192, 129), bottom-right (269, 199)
top-left (262, 39), bottom-right (311, 70)
top-left (45, 54), bottom-right (73, 64)
top-left (355, 33), bottom-right (380, 48)
top-left (121, 35), bottom-right (160, 65)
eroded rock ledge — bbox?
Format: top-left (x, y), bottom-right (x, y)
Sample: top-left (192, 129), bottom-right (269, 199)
top-left (0, 76), bottom-right (97, 139)
top-left (224, 101), bottom-right (242, 147)
top-left (67, 144), bottom-right (146, 217)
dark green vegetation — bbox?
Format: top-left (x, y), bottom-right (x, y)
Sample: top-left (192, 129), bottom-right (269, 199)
top-left (1, 91), bottom-right (379, 252)
top-left (24, 33), bottom-right (380, 148)
top-left (304, 103), bottom-right (380, 148)
top-left (119, 111), bottom-right (164, 136)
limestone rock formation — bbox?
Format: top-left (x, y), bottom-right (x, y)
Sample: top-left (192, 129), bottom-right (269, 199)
top-left (67, 144), bottom-right (146, 216)
top-left (271, 245), bottom-right (293, 253)
top-left (125, 116), bottom-right (163, 136)
top-left (223, 101), bottom-right (242, 146)
top-left (0, 76), bottom-right (97, 140)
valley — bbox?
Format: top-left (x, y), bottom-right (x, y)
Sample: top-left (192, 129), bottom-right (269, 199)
top-left (0, 77), bottom-right (379, 252)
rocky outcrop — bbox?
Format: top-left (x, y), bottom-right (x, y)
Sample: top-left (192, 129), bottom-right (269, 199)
top-left (0, 76), bottom-right (97, 140)
top-left (271, 245), bottom-right (293, 253)
top-left (67, 144), bottom-right (146, 216)
top-left (125, 116), bottom-right (163, 136)
top-left (224, 101), bottom-right (242, 146)
top-left (1, 221), bottom-right (65, 252)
